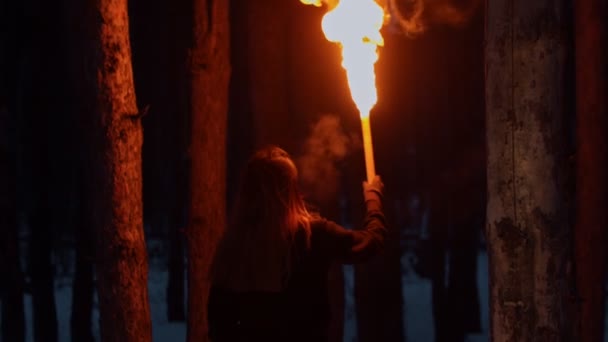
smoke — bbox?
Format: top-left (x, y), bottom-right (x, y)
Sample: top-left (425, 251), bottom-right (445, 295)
top-left (387, 0), bottom-right (482, 36)
top-left (297, 114), bottom-right (358, 203)
top-left (304, 0), bottom-right (482, 37)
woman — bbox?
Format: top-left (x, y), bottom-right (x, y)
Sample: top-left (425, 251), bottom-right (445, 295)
top-left (208, 146), bottom-right (386, 342)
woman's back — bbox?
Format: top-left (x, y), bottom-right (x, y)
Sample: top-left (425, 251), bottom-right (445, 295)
top-left (209, 208), bottom-right (386, 342)
top-left (207, 146), bottom-right (386, 341)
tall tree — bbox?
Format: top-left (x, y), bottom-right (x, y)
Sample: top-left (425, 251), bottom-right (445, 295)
top-left (165, 0), bottom-right (190, 321)
top-left (423, 16), bottom-right (485, 341)
top-left (21, 1), bottom-right (63, 339)
top-left (0, 108), bottom-right (25, 342)
top-left (77, 0), bottom-right (152, 339)
top-left (1, 2), bottom-right (26, 340)
top-left (127, 0), bottom-right (189, 321)
top-left (574, 0), bottom-right (608, 340)
top-left (485, 0), bottom-right (573, 340)
top-left (64, 1), bottom-right (96, 340)
top-left (167, 2), bottom-right (192, 321)
top-left (185, 0), bottom-right (231, 341)
top-left (70, 175), bottom-right (95, 342)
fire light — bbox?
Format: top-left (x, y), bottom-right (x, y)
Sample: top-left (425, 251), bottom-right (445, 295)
top-left (300, 0), bottom-right (385, 183)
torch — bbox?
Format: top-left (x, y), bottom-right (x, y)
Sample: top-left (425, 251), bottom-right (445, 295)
top-left (361, 114), bottom-right (376, 183)
top-left (301, 0), bottom-right (385, 183)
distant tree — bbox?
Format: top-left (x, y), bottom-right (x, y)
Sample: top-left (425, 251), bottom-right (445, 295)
top-left (70, 175), bottom-right (95, 342)
top-left (353, 214), bottom-right (404, 342)
top-left (77, 0), bottom-right (152, 339)
top-left (63, 1), bottom-right (96, 341)
top-left (165, 0), bottom-right (190, 322)
top-left (574, 0), bottom-right (608, 340)
top-left (127, 0), bottom-right (189, 322)
top-left (485, 0), bottom-right (573, 340)
top-left (0, 107), bottom-right (25, 342)
top-left (423, 15), bottom-right (485, 341)
top-left (185, 0), bottom-right (231, 340)
top-left (19, 1), bottom-right (62, 340)
top-left (348, 151), bottom-right (403, 342)
top-left (1, 3), bottom-right (26, 341)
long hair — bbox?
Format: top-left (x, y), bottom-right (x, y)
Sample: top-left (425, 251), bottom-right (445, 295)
top-left (211, 146), bottom-right (314, 292)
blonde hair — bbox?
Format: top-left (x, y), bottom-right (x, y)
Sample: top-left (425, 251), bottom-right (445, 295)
top-left (211, 146), bottom-right (314, 292)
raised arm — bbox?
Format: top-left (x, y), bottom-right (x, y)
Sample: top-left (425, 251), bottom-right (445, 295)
top-left (316, 176), bottom-right (387, 263)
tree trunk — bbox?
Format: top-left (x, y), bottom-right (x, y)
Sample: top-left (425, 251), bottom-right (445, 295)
top-left (1, 4), bottom-right (25, 338)
top-left (168, 199), bottom-right (186, 322)
top-left (351, 151), bottom-right (404, 342)
top-left (485, 0), bottom-right (572, 340)
top-left (167, 150), bottom-right (187, 321)
top-left (165, 0), bottom-right (190, 322)
top-left (27, 136), bottom-right (58, 342)
top-left (65, 2), bottom-right (96, 340)
top-left (79, 0), bottom-right (152, 340)
top-left (574, 0), bottom-right (608, 340)
top-left (185, 0), bottom-right (230, 341)
top-left (247, 0), bottom-right (293, 150)
top-left (70, 173), bottom-right (95, 342)
top-left (23, 21), bottom-right (59, 342)
top-left (0, 106), bottom-right (25, 342)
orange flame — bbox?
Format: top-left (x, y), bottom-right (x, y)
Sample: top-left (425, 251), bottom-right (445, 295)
top-left (303, 0), bottom-right (385, 118)
top-left (300, 0), bottom-right (323, 7)
top-left (300, 0), bottom-right (385, 183)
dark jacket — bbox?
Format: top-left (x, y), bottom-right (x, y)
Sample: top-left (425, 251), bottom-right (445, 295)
top-left (208, 199), bottom-right (387, 342)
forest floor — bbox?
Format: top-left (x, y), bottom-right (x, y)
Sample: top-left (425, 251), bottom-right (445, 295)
top-left (15, 241), bottom-right (490, 342)
top-left (10, 240), bottom-right (608, 342)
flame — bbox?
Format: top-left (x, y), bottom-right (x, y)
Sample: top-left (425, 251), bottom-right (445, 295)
top-left (300, 0), bottom-right (323, 7)
top-left (302, 0), bottom-right (385, 118)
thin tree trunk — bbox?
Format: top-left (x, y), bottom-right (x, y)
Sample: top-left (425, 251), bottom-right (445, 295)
top-left (185, 0), bottom-right (230, 340)
top-left (354, 220), bottom-right (403, 342)
top-left (70, 173), bottom-right (95, 342)
top-left (485, 0), bottom-right (572, 340)
top-left (167, 154), bottom-right (186, 321)
top-left (574, 0), bottom-right (608, 340)
top-left (79, 0), bottom-right (152, 339)
top-left (168, 197), bottom-right (186, 321)
top-left (28, 163), bottom-right (58, 342)
top-left (65, 1), bottom-right (96, 340)
top-left (1, 4), bottom-right (25, 338)
top-left (0, 106), bottom-right (25, 342)
top-left (25, 37), bottom-right (59, 342)
top-left (165, 0), bottom-right (190, 322)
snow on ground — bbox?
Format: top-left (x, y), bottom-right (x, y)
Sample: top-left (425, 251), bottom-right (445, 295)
top-left (12, 243), bottom-right (607, 342)
top-left (343, 251), bottom-right (490, 342)
top-left (17, 246), bottom-right (489, 342)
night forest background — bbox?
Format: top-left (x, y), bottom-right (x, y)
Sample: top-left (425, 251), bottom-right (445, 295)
top-left (1, 0), bottom-right (606, 341)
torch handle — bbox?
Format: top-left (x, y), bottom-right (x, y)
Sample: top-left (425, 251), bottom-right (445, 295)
top-left (361, 116), bottom-right (376, 184)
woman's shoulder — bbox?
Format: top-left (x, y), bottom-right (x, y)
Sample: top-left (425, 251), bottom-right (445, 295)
top-left (310, 216), bottom-right (330, 230)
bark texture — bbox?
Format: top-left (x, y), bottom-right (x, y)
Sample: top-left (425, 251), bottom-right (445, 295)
top-left (186, 0), bottom-right (231, 341)
top-left (81, 0), bottom-right (152, 340)
top-left (485, 0), bottom-right (572, 340)
top-left (574, 0), bottom-right (608, 340)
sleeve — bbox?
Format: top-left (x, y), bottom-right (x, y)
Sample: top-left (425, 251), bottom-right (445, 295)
top-left (316, 194), bottom-right (387, 264)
